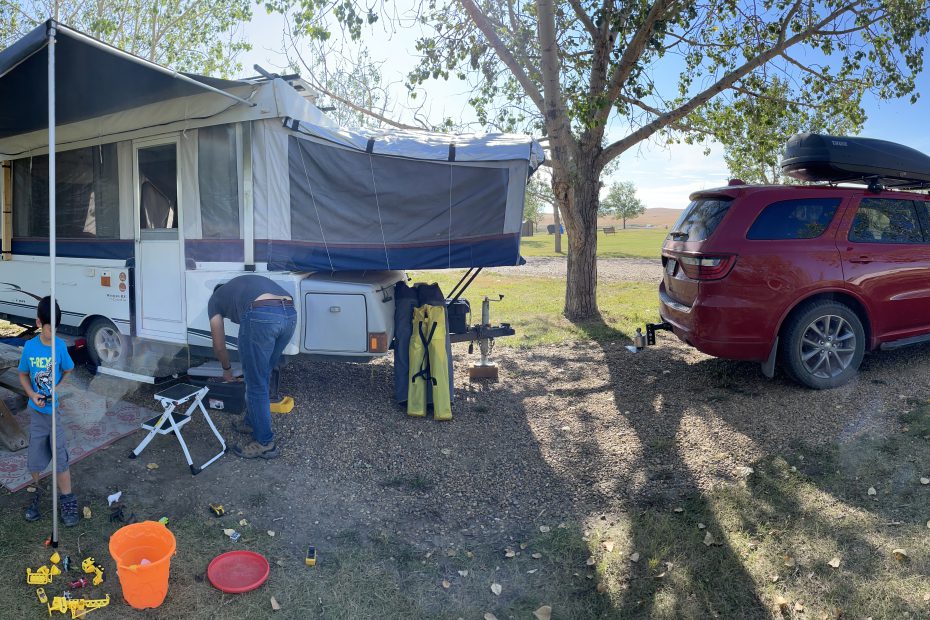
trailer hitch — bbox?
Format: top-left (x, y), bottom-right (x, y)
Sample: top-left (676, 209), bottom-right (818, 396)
top-left (636, 321), bottom-right (672, 348)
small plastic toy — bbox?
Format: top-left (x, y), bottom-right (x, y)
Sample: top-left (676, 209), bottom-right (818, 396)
top-left (68, 577), bottom-right (88, 589)
top-left (209, 503), bottom-right (225, 517)
top-left (305, 546), bottom-right (316, 566)
top-left (26, 565), bottom-right (53, 585)
top-left (63, 556), bottom-right (71, 572)
top-left (81, 557), bottom-right (104, 586)
top-left (36, 588), bottom-right (47, 604)
top-left (48, 594), bottom-right (110, 618)
top-left (50, 551), bottom-right (61, 564)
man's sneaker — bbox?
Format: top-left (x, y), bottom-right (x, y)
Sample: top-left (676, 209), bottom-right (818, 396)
top-left (24, 489), bottom-right (42, 522)
top-left (60, 493), bottom-right (79, 527)
top-left (231, 440), bottom-right (280, 460)
top-left (232, 416), bottom-right (254, 436)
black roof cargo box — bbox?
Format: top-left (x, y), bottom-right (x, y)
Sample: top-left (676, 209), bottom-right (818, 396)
top-left (781, 133), bottom-right (930, 189)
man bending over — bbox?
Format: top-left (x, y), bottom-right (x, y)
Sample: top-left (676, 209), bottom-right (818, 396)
top-left (208, 275), bottom-right (296, 459)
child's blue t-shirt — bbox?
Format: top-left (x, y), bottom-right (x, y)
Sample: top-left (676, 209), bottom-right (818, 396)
top-left (17, 336), bottom-right (74, 415)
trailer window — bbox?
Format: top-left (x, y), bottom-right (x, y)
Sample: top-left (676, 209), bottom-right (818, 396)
top-left (12, 144), bottom-right (119, 238)
top-left (199, 125), bottom-right (239, 238)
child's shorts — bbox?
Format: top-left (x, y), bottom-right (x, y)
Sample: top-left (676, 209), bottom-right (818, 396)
top-left (27, 411), bottom-right (69, 474)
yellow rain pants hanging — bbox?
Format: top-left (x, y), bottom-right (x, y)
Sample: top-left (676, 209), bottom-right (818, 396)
top-left (407, 304), bottom-right (452, 420)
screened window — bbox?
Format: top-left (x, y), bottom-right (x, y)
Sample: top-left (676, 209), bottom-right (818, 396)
top-left (669, 198), bottom-right (732, 242)
top-left (848, 198), bottom-right (924, 244)
top-left (747, 198), bottom-right (841, 240)
top-left (12, 144), bottom-right (119, 238)
top-left (199, 125), bottom-right (239, 238)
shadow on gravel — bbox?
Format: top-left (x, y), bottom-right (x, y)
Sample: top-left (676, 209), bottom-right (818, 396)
top-left (573, 314), bottom-right (770, 617)
top-left (566, 313), bottom-right (930, 617)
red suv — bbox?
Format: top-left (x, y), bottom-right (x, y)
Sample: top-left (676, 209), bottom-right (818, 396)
top-left (659, 170), bottom-right (930, 388)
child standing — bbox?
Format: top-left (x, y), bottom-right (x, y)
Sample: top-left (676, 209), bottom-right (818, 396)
top-left (17, 296), bottom-right (78, 526)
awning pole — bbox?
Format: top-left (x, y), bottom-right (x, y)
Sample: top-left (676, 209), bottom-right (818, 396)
top-left (48, 22), bottom-right (58, 548)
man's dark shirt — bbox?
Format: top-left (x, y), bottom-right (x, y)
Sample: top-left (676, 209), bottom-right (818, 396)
top-left (208, 275), bottom-right (290, 325)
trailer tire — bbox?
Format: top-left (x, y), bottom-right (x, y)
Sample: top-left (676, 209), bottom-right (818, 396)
top-left (85, 319), bottom-right (131, 368)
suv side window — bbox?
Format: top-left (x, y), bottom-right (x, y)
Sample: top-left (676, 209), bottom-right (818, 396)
top-left (849, 198), bottom-right (924, 244)
top-left (747, 198), bottom-right (841, 240)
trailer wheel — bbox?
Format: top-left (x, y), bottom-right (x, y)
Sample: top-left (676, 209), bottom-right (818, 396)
top-left (85, 319), bottom-right (130, 368)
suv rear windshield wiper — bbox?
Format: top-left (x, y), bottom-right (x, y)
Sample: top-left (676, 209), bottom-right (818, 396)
top-left (669, 231), bottom-right (689, 240)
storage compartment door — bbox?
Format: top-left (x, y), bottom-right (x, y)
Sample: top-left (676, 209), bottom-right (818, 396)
top-left (303, 293), bottom-right (368, 353)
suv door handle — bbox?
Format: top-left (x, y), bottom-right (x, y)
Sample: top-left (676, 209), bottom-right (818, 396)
top-left (849, 255), bottom-right (872, 264)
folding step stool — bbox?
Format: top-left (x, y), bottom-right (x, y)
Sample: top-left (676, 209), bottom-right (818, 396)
top-left (128, 383), bottom-right (226, 475)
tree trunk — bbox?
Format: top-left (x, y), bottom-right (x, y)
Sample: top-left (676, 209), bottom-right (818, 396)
top-left (622, 216), bottom-right (626, 229)
top-left (561, 163), bottom-right (600, 320)
top-left (553, 203), bottom-right (562, 253)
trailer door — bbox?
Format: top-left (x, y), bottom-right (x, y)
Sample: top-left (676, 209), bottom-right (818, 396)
top-left (133, 138), bottom-right (186, 342)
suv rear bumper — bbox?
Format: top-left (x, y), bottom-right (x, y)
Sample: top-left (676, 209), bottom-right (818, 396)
top-left (658, 284), bottom-right (772, 361)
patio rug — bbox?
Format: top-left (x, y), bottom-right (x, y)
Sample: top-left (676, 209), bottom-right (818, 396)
top-left (0, 374), bottom-right (152, 493)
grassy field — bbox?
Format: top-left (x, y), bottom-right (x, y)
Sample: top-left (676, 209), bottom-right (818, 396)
top-left (407, 271), bottom-right (660, 347)
top-left (520, 228), bottom-right (668, 259)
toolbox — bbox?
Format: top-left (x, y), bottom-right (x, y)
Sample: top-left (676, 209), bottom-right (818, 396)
top-left (187, 362), bottom-right (281, 414)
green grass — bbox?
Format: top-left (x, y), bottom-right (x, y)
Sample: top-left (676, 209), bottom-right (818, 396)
top-left (407, 271), bottom-right (660, 347)
top-left (520, 228), bottom-right (668, 259)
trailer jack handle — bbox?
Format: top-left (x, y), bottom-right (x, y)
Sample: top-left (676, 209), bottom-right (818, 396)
top-left (638, 321), bottom-right (672, 348)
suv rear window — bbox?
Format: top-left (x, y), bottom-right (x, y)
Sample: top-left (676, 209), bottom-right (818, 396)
top-left (669, 198), bottom-right (733, 242)
top-left (747, 198), bottom-right (841, 240)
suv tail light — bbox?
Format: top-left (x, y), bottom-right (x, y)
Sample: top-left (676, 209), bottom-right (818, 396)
top-left (677, 254), bottom-right (737, 280)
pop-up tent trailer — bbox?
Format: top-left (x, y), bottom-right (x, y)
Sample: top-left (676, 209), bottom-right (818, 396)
top-left (0, 20), bottom-right (542, 545)
top-left (0, 20), bottom-right (542, 350)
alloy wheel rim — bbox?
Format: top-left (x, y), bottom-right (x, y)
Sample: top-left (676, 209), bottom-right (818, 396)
top-left (800, 314), bottom-right (856, 379)
top-left (94, 327), bottom-right (122, 364)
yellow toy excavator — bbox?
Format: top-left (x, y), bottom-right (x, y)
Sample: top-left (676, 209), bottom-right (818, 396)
top-left (47, 594), bottom-right (110, 619)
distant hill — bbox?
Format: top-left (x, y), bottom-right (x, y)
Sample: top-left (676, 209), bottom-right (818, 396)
top-left (537, 207), bottom-right (682, 230)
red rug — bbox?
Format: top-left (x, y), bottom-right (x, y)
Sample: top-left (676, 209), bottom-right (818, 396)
top-left (0, 377), bottom-right (152, 492)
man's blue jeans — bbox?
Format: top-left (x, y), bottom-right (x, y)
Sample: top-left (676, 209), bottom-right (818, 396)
top-left (238, 304), bottom-right (297, 445)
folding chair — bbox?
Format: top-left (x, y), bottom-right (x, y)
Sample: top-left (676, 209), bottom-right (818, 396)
top-left (128, 383), bottom-right (226, 475)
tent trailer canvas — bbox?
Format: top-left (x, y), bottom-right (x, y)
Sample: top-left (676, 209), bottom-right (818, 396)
top-left (0, 21), bottom-right (543, 373)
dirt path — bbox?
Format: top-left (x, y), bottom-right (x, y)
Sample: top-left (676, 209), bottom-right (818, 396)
top-left (489, 256), bottom-right (663, 283)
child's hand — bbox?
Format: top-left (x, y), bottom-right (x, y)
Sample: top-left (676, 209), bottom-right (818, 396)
top-left (29, 392), bottom-right (47, 409)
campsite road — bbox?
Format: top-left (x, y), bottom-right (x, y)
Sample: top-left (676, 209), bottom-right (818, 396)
top-left (489, 256), bottom-right (663, 283)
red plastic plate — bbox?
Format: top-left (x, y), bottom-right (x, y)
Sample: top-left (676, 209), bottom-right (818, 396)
top-left (207, 551), bottom-right (270, 594)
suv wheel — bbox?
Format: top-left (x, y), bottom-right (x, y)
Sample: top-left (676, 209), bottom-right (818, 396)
top-left (782, 300), bottom-right (865, 389)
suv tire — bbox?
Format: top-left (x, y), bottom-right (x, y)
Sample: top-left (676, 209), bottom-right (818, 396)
top-left (781, 300), bottom-right (865, 389)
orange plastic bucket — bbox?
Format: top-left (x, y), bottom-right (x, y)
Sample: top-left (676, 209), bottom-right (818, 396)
top-left (108, 521), bottom-right (177, 609)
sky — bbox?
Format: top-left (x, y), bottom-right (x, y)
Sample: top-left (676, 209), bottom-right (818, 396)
top-left (237, 7), bottom-right (930, 211)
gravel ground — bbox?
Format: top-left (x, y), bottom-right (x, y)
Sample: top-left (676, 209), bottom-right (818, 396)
top-left (24, 334), bottom-right (925, 558)
top-left (489, 256), bottom-right (663, 283)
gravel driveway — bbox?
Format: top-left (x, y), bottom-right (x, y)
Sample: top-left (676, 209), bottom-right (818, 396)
top-left (63, 334), bottom-right (927, 555)
top-left (490, 256), bottom-right (663, 283)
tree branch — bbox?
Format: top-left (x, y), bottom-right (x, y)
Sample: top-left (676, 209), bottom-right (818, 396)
top-left (457, 0), bottom-right (546, 113)
top-left (536, 0), bottom-right (578, 163)
top-left (593, 0), bottom-right (671, 130)
top-left (568, 0), bottom-right (598, 38)
top-left (597, 1), bottom-right (864, 167)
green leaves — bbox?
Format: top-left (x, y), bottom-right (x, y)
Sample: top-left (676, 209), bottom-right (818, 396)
top-left (0, 0), bottom-right (254, 77)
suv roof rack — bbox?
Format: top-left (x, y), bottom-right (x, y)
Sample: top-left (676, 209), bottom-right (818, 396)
top-left (781, 133), bottom-right (930, 191)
